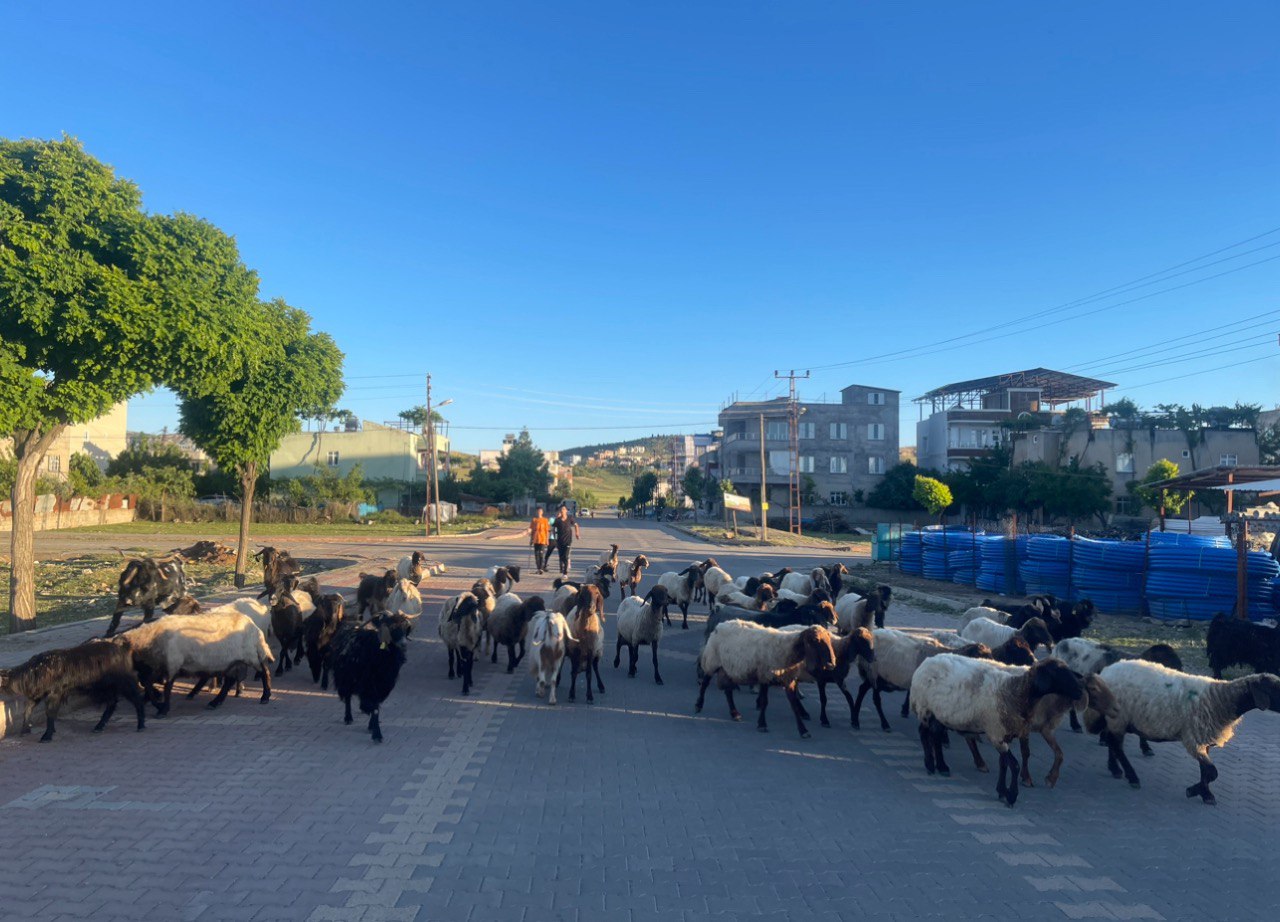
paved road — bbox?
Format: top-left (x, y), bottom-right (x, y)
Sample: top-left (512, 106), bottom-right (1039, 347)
top-left (2, 519), bottom-right (1277, 920)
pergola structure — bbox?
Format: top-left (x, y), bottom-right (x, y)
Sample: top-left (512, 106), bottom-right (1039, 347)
top-left (915, 367), bottom-right (1116, 413)
top-left (1144, 465), bottom-right (1280, 620)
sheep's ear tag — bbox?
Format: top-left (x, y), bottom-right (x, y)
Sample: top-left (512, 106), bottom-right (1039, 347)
top-left (380, 641), bottom-right (388, 650)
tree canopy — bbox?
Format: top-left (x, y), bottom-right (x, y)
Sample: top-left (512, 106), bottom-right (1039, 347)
top-left (0, 137), bottom-right (271, 629)
top-left (912, 475), bottom-right (953, 520)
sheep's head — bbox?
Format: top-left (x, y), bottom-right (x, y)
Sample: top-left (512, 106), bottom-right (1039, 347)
top-left (814, 601), bottom-right (837, 628)
top-left (1029, 659), bottom-right (1083, 704)
top-left (633, 554), bottom-right (649, 571)
top-left (1139, 643), bottom-right (1183, 671)
top-left (507, 566), bottom-right (522, 583)
top-left (382, 569), bottom-right (397, 589)
top-left (798, 626), bottom-right (837, 674)
top-left (849, 627), bottom-right (875, 664)
top-left (643, 585), bottom-right (671, 610)
top-left (321, 594), bottom-right (346, 624)
top-left (471, 579), bottom-right (494, 602)
top-left (955, 642), bottom-right (994, 661)
top-left (756, 584), bottom-right (778, 606)
top-left (1019, 617), bottom-right (1053, 651)
top-left (743, 577), bottom-right (761, 596)
top-left (411, 551), bottom-right (422, 565)
top-left (1072, 599), bottom-right (1096, 628)
top-left (1082, 675), bottom-right (1120, 725)
top-left (997, 636), bottom-right (1036, 667)
top-left (1247, 674), bottom-right (1280, 714)
top-left (451, 594), bottom-right (480, 623)
top-left (520, 596), bottom-right (546, 623)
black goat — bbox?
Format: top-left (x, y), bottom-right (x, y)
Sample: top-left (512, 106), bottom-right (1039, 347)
top-left (330, 615), bottom-right (410, 743)
top-left (306, 594), bottom-right (347, 688)
top-left (270, 576), bottom-right (307, 676)
top-left (356, 569), bottom-right (398, 619)
top-left (1206, 613), bottom-right (1280, 679)
top-left (107, 555), bottom-right (188, 636)
top-left (254, 546), bottom-right (302, 601)
top-left (0, 640), bottom-right (146, 741)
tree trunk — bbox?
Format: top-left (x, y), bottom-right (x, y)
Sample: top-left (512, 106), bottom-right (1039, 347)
top-left (234, 462), bottom-right (258, 589)
top-left (7, 426), bottom-right (64, 633)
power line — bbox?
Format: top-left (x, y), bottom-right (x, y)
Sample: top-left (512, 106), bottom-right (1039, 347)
top-left (807, 227), bottom-right (1280, 370)
top-left (1084, 336), bottom-right (1277, 378)
top-left (1116, 352), bottom-right (1279, 392)
top-left (1065, 308), bottom-right (1280, 372)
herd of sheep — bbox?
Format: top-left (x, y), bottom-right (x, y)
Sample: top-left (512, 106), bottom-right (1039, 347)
top-left (3, 543), bottom-right (1279, 811)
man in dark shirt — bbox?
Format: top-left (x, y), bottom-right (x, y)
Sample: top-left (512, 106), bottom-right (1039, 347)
top-left (550, 504), bottom-right (580, 576)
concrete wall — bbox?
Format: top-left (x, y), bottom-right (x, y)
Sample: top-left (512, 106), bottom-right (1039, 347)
top-left (0, 494), bottom-right (137, 532)
top-left (1, 402), bottom-right (130, 480)
top-left (271, 421), bottom-right (442, 484)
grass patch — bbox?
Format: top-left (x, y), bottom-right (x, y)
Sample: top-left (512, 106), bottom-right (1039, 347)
top-left (570, 468), bottom-right (635, 506)
top-left (685, 524), bottom-right (872, 551)
top-left (63, 514), bottom-right (510, 539)
top-left (1086, 615), bottom-right (1211, 675)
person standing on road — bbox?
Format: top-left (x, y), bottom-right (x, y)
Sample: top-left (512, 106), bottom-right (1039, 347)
top-left (529, 507), bottom-right (550, 574)
top-left (550, 504), bottom-right (580, 576)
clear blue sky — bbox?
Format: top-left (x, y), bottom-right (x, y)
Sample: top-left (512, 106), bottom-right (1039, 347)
top-left (7, 2), bottom-right (1279, 453)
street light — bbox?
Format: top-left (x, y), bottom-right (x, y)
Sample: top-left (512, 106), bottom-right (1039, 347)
top-left (426, 390), bottom-right (453, 536)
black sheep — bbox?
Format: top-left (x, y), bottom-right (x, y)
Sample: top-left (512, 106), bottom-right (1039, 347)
top-left (270, 576), bottom-right (307, 676)
top-left (107, 555), bottom-right (188, 636)
top-left (330, 615), bottom-right (410, 743)
top-left (306, 594), bottom-right (346, 688)
top-left (356, 569), bottom-right (398, 619)
top-left (254, 546), bottom-right (301, 601)
top-left (1206, 613), bottom-right (1280, 679)
top-left (0, 640), bottom-right (147, 741)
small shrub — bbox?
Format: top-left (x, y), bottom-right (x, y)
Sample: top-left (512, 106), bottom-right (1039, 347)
top-left (369, 509), bottom-right (410, 524)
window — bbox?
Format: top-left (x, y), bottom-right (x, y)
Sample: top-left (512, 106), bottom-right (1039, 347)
top-left (868, 423), bottom-right (885, 441)
top-left (829, 456), bottom-right (848, 474)
top-left (1115, 495), bottom-right (1136, 515)
top-left (1116, 452), bottom-right (1134, 473)
top-left (1220, 454), bottom-right (1238, 467)
top-left (798, 422), bottom-right (816, 440)
top-left (46, 456), bottom-right (61, 473)
top-left (828, 491), bottom-right (848, 506)
top-left (868, 456), bottom-right (885, 475)
top-left (798, 456), bottom-right (815, 473)
top-left (867, 392), bottom-right (885, 405)
top-left (1181, 449), bottom-right (1191, 459)
top-left (766, 421), bottom-right (788, 441)
top-left (829, 422), bottom-right (848, 440)
top-left (327, 451), bottom-right (340, 467)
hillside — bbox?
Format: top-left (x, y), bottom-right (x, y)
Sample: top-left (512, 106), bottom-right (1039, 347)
top-left (556, 436), bottom-right (668, 459)
top-left (570, 466), bottom-right (636, 506)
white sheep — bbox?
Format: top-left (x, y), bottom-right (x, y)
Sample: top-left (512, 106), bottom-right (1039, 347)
top-left (613, 586), bottom-right (671, 684)
top-left (715, 583), bottom-right (777, 612)
top-left (695, 620), bottom-right (836, 738)
top-left (833, 586), bottom-right (892, 634)
top-left (700, 566), bottom-right (734, 613)
top-left (960, 616), bottom-right (1053, 653)
top-left (1053, 638), bottom-right (1184, 742)
top-left (778, 571), bottom-right (813, 596)
top-left (528, 610), bottom-right (575, 706)
top-left (851, 629), bottom-right (963, 730)
top-left (909, 654), bottom-right (1084, 806)
top-left (958, 606), bottom-right (1009, 630)
top-left (1084, 660), bottom-right (1280, 804)
top-left (486, 565), bottom-right (522, 597)
top-left (396, 551), bottom-right (425, 585)
top-left (656, 565), bottom-right (700, 629)
top-left (387, 578), bottom-right (422, 616)
top-left (116, 611), bottom-right (275, 715)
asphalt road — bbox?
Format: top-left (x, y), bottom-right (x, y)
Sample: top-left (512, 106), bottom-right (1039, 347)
top-left (1, 518), bottom-right (1277, 921)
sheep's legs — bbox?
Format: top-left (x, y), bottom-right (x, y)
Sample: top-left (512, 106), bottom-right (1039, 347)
top-left (626, 643), bottom-right (639, 677)
top-left (783, 684), bottom-right (811, 739)
top-left (852, 679), bottom-right (890, 731)
top-left (756, 685), bottom-right (770, 732)
top-left (446, 648), bottom-right (456, 680)
top-left (650, 639), bottom-right (663, 685)
top-left (920, 718), bottom-right (950, 776)
top-left (680, 602), bottom-right (689, 630)
top-left (505, 641), bottom-right (521, 673)
top-left (900, 689), bottom-right (912, 719)
top-left (258, 663), bottom-right (272, 704)
top-left (460, 650), bottom-right (474, 696)
top-left (592, 656), bottom-right (606, 694)
top-left (1187, 749), bottom-right (1219, 805)
top-left (207, 673), bottom-right (235, 709)
top-left (1103, 730), bottom-right (1140, 788)
top-left (1139, 735), bottom-right (1155, 757)
top-left (368, 707), bottom-right (383, 744)
top-left (1069, 707), bottom-right (1082, 733)
top-left (695, 674), bottom-right (713, 713)
top-left (343, 695), bottom-right (354, 724)
top-left (966, 737), bottom-right (990, 773)
top-left (996, 748), bottom-right (1020, 806)
top-left (105, 607), bottom-right (127, 637)
top-left (490, 639), bottom-right (500, 665)
top-left (275, 642), bottom-right (288, 676)
top-left (39, 694), bottom-right (64, 742)
top-left (568, 657), bottom-right (581, 702)
top-left (93, 699), bottom-right (118, 734)
top-left (159, 677), bottom-right (177, 716)
top-left (1028, 728), bottom-right (1065, 788)
top-left (919, 722), bottom-right (935, 774)
top-left (724, 687), bottom-right (742, 721)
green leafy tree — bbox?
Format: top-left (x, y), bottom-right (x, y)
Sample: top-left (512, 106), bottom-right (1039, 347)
top-left (867, 462), bottom-right (924, 510)
top-left (497, 430), bottom-right (553, 500)
top-left (397, 405), bottom-right (443, 429)
top-left (107, 438), bottom-right (193, 478)
top-left (681, 466), bottom-right (708, 522)
top-left (1027, 458), bottom-right (1113, 526)
top-left (1130, 459), bottom-right (1193, 530)
top-left (912, 475), bottom-right (953, 524)
top-left (180, 300), bottom-right (344, 586)
top-left (109, 463), bottom-right (196, 522)
top-left (630, 470), bottom-right (660, 512)
top-left (1, 138), bottom-right (265, 630)
top-left (1260, 423), bottom-right (1280, 466)
top-left (68, 453), bottom-right (104, 497)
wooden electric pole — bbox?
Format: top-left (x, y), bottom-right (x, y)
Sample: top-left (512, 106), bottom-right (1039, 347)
top-left (775, 370), bottom-right (809, 535)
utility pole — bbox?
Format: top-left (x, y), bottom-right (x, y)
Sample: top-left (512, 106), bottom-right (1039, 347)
top-left (775, 370), bottom-right (809, 535)
top-left (424, 374), bottom-right (433, 535)
top-left (759, 413), bottom-right (768, 540)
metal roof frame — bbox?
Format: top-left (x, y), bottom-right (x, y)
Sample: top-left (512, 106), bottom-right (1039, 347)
top-left (915, 367), bottom-right (1117, 404)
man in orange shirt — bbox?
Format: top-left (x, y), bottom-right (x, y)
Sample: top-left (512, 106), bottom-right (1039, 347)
top-left (528, 507), bottom-right (550, 574)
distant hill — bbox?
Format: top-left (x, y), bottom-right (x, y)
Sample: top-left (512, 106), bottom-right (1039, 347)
top-left (556, 435), bottom-right (668, 459)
